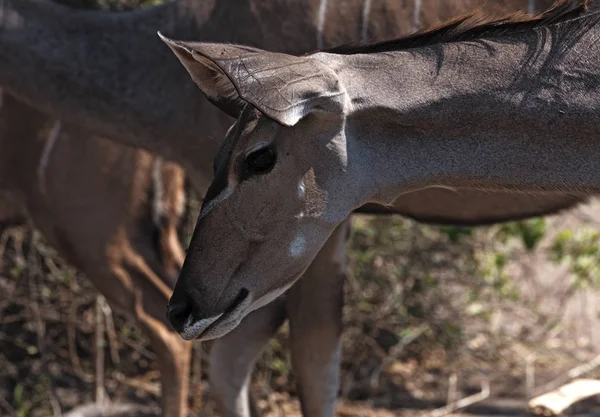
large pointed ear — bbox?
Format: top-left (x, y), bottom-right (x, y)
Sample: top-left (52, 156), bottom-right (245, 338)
top-left (158, 33), bottom-right (245, 118)
top-left (158, 33), bottom-right (346, 126)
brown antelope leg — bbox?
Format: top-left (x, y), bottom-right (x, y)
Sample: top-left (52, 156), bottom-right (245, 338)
top-left (286, 219), bottom-right (351, 417)
top-left (102, 263), bottom-right (191, 417)
top-left (138, 314), bottom-right (192, 417)
top-left (209, 297), bottom-right (287, 417)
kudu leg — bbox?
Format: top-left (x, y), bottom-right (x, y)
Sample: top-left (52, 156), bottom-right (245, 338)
top-left (103, 266), bottom-right (192, 417)
top-left (138, 313), bottom-right (192, 417)
top-left (286, 219), bottom-right (351, 417)
top-left (209, 297), bottom-right (287, 417)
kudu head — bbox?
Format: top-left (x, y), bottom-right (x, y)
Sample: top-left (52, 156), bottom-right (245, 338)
top-left (161, 36), bottom-right (357, 340)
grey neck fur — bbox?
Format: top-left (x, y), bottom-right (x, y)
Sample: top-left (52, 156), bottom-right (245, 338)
top-left (318, 7), bottom-right (600, 207)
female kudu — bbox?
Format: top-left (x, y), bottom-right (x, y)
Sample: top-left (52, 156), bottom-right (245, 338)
top-left (0, 1), bottom-right (591, 416)
top-left (0, 91), bottom-right (194, 417)
top-left (161, 0), bottom-right (600, 341)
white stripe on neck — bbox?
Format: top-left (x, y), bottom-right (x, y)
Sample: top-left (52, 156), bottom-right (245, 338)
top-left (413, 0), bottom-right (421, 31)
top-left (361, 0), bottom-right (373, 43)
top-left (317, 0), bottom-right (329, 49)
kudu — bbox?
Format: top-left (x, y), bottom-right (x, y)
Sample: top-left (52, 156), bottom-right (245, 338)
top-left (161, 0), bottom-right (600, 345)
top-left (0, 1), bottom-right (590, 417)
top-left (0, 90), bottom-right (195, 417)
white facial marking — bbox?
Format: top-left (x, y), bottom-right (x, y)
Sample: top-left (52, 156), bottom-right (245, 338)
top-left (37, 120), bottom-right (62, 196)
top-left (181, 313), bottom-right (223, 340)
top-left (199, 187), bottom-right (233, 220)
top-left (316, 0), bottom-right (328, 49)
top-left (289, 234), bottom-right (306, 257)
top-left (361, 0), bottom-right (372, 43)
top-left (413, 0), bottom-right (421, 31)
top-left (297, 180), bottom-right (305, 199)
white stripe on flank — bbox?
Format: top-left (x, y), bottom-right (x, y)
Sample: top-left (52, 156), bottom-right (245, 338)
top-left (361, 0), bottom-right (373, 43)
top-left (413, 0), bottom-right (421, 31)
top-left (317, 0), bottom-right (329, 49)
top-left (528, 0), bottom-right (536, 14)
top-left (37, 120), bottom-right (62, 196)
top-left (151, 158), bottom-right (164, 227)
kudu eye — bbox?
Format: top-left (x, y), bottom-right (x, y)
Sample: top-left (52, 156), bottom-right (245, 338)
top-left (243, 147), bottom-right (277, 178)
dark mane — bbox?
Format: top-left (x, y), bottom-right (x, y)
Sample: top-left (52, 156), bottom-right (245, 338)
top-left (323, 0), bottom-right (589, 55)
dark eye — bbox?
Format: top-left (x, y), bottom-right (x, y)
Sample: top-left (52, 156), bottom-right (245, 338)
top-left (243, 147), bottom-right (277, 178)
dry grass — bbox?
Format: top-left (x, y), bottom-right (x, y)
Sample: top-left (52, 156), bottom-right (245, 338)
top-left (3, 195), bottom-right (600, 416)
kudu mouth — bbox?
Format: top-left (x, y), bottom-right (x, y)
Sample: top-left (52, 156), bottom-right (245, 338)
top-left (178, 288), bottom-right (251, 341)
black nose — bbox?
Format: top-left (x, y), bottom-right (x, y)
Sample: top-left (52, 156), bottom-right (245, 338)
top-left (167, 301), bottom-right (192, 333)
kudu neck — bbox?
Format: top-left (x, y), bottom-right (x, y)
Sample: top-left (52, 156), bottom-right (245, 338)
top-left (334, 16), bottom-right (600, 206)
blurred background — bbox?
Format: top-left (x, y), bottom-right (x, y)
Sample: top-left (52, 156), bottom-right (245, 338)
top-left (2, 1), bottom-right (600, 417)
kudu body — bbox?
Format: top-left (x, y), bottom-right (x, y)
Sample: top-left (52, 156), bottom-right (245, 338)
top-left (0, 90), bottom-right (195, 417)
top-left (161, 0), bottom-right (600, 348)
top-left (0, 1), bottom-right (590, 417)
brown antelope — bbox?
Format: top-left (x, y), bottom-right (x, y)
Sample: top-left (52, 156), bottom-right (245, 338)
top-left (160, 0), bottom-right (600, 345)
top-left (0, 1), bottom-right (591, 417)
top-left (0, 90), bottom-right (195, 417)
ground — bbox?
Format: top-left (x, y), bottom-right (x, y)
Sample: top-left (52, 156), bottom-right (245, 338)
top-left (4, 199), bottom-right (600, 416)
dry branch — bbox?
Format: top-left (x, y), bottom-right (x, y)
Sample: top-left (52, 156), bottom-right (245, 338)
top-left (63, 402), bottom-right (141, 417)
top-left (423, 375), bottom-right (490, 417)
top-left (94, 295), bottom-right (106, 404)
top-left (528, 378), bottom-right (600, 416)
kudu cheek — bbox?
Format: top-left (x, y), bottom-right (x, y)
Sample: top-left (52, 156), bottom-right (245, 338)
top-left (224, 186), bottom-right (300, 239)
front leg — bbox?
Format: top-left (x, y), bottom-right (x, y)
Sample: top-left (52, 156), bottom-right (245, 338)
top-left (286, 218), bottom-right (352, 417)
top-left (209, 297), bottom-right (287, 417)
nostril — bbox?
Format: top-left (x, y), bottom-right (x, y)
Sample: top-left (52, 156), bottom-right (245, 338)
top-left (166, 301), bottom-right (192, 332)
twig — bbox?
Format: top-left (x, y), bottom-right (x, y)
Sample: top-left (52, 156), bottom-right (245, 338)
top-left (98, 296), bottom-right (120, 365)
top-left (120, 336), bottom-right (157, 361)
top-left (67, 276), bottom-right (94, 383)
top-left (447, 373), bottom-right (458, 405)
top-left (63, 402), bottom-right (142, 417)
top-left (422, 374), bottom-right (490, 417)
top-left (27, 231), bottom-right (63, 417)
top-left (113, 371), bottom-right (161, 397)
top-left (0, 394), bottom-right (16, 417)
top-left (369, 324), bottom-right (427, 391)
top-left (94, 295), bottom-right (106, 405)
top-left (534, 353), bottom-right (600, 397)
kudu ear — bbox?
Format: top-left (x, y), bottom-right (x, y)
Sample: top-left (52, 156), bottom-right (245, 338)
top-left (158, 33), bottom-right (346, 126)
top-left (159, 33), bottom-right (244, 118)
